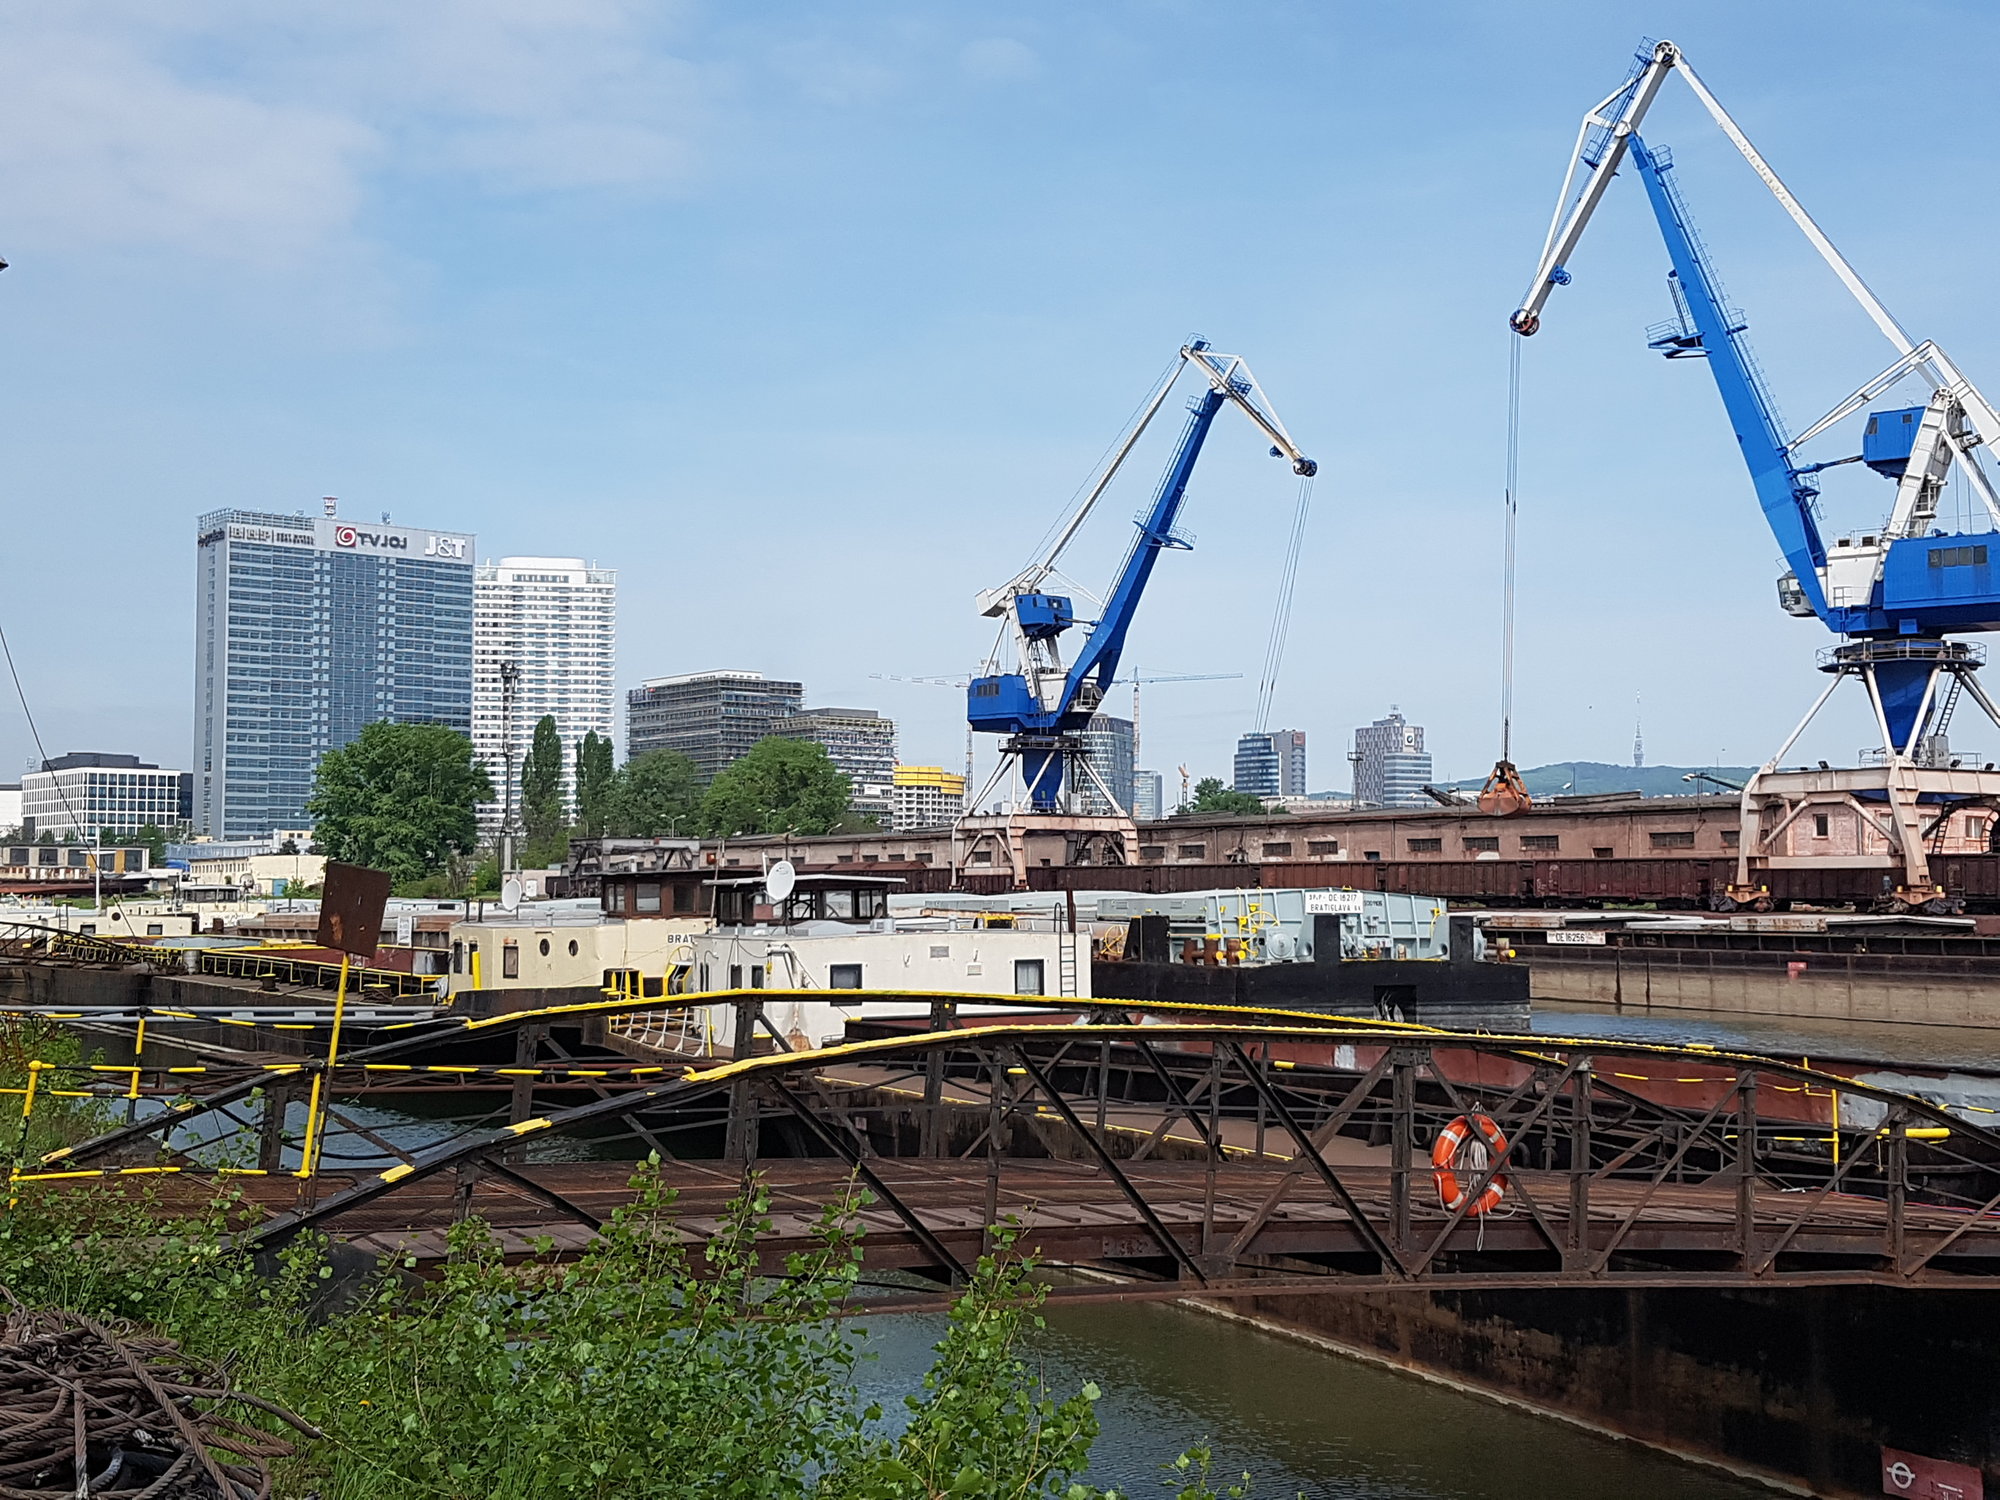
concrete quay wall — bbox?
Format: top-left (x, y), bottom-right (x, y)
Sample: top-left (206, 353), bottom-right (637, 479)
top-left (1528, 951), bottom-right (2000, 1029)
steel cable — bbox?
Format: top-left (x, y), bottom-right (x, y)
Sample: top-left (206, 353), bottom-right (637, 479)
top-left (0, 1300), bottom-right (318, 1498)
top-left (1500, 333), bottom-right (1523, 763)
top-left (1253, 472), bottom-right (1314, 732)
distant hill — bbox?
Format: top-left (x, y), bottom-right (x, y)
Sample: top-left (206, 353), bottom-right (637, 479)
top-left (1443, 761), bottom-right (1758, 799)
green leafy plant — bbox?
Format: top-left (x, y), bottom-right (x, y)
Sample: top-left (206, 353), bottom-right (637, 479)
top-left (698, 737), bottom-right (852, 838)
top-left (307, 721), bottom-right (494, 885)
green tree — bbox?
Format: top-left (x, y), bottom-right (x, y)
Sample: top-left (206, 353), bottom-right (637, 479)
top-left (1178, 777), bottom-right (1271, 817)
top-left (109, 823), bottom-right (169, 864)
top-left (605, 749), bottom-right (702, 837)
top-left (305, 721), bottom-right (494, 886)
top-left (574, 730), bottom-right (616, 838)
top-left (698, 737), bottom-right (851, 837)
top-left (519, 715), bottom-right (569, 866)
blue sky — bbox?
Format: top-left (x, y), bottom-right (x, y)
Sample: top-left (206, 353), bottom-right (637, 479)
top-left (6, 0), bottom-right (2000, 794)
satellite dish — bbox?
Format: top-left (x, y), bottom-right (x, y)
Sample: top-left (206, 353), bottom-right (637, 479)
top-left (500, 877), bottom-right (523, 911)
top-left (766, 860), bottom-right (797, 902)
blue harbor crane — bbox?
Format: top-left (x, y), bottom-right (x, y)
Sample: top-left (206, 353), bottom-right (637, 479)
top-left (1511, 40), bottom-right (2000, 909)
top-left (965, 343), bottom-right (1315, 816)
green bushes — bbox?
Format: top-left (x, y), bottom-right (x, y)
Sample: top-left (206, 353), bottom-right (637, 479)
top-left (0, 1163), bottom-right (1154, 1499)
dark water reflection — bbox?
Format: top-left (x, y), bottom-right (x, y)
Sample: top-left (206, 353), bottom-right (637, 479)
top-left (1533, 999), bottom-right (2000, 1072)
top-left (855, 1298), bottom-right (1774, 1498)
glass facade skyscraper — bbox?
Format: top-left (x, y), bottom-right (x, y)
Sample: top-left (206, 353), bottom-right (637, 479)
top-left (1075, 714), bottom-right (1136, 816)
top-left (1233, 729), bottom-right (1307, 798)
top-left (195, 508), bottom-right (475, 838)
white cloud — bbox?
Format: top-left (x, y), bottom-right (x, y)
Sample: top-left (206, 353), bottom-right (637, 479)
top-left (959, 37), bottom-right (1039, 83)
top-left (0, 0), bottom-right (711, 265)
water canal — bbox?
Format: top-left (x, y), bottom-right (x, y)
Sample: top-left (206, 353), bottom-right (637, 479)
top-left (858, 1296), bottom-right (1778, 1497)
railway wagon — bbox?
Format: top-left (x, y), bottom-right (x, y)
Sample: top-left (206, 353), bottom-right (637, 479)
top-left (843, 853), bottom-right (2000, 911)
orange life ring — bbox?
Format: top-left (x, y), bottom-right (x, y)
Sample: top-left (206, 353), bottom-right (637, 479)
top-left (1431, 1113), bottom-right (1509, 1216)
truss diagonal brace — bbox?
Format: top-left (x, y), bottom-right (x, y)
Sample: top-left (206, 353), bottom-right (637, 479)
top-left (1221, 1041), bottom-right (1407, 1278)
top-left (1408, 1057), bottom-right (1584, 1277)
top-left (475, 1155), bottom-right (605, 1232)
top-left (1011, 1047), bottom-right (1208, 1284)
top-left (1132, 1039), bottom-right (1223, 1158)
top-left (769, 1080), bottom-right (969, 1285)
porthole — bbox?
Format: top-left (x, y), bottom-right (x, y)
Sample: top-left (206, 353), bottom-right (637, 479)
top-left (539, 938), bottom-right (551, 956)
top-left (567, 939), bottom-right (579, 957)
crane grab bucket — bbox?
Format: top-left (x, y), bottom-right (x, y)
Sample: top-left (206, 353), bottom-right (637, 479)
top-left (1477, 760), bottom-right (1533, 817)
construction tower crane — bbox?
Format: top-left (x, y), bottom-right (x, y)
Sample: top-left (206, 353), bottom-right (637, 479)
top-left (966, 341), bottom-right (1314, 815)
top-left (1511, 39), bottom-right (2000, 910)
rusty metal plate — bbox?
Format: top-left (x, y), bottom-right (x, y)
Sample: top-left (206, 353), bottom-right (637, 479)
top-left (315, 863), bottom-right (392, 958)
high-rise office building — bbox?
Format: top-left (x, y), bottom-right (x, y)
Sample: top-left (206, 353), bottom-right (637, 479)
top-left (1350, 709), bottom-right (1432, 808)
top-left (773, 707), bottom-right (897, 826)
top-left (195, 507), bottom-right (474, 838)
top-left (21, 754), bottom-right (192, 840)
top-left (892, 765), bottom-right (967, 830)
top-left (1233, 735), bottom-right (1279, 797)
top-left (473, 558), bottom-right (618, 832)
top-left (1132, 769), bottom-right (1165, 821)
top-left (625, 671), bottom-right (803, 781)
top-left (1233, 730), bottom-right (1306, 798)
top-left (1075, 714), bottom-right (1136, 816)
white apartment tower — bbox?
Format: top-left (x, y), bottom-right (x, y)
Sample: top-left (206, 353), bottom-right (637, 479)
top-left (473, 558), bottom-right (617, 832)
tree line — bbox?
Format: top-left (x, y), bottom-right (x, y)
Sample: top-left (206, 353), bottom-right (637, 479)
top-left (306, 718), bottom-right (866, 891)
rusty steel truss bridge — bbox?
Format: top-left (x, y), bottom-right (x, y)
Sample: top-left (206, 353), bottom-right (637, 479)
top-left (12, 980), bottom-right (2000, 1309)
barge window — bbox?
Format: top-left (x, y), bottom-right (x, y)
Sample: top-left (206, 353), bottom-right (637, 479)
top-left (1463, 837), bottom-right (1500, 853)
top-left (1813, 814), bottom-right (1830, 837)
top-left (1929, 544), bottom-right (1988, 568)
top-left (1138, 845), bottom-right (1167, 862)
top-left (1262, 841), bottom-right (1294, 857)
top-left (636, 882), bottom-right (660, 913)
top-left (673, 882), bottom-right (696, 913)
top-left (1307, 840), bottom-right (1339, 856)
top-left (1178, 843), bottom-right (1205, 859)
top-left (1650, 831), bottom-right (1696, 849)
top-left (502, 943), bottom-right (520, 979)
top-left (1407, 838), bottom-right (1442, 853)
top-left (1521, 835), bottom-right (1559, 851)
top-left (1593, 847), bottom-right (1613, 859)
top-left (1721, 830), bottom-right (1740, 847)
top-left (1014, 959), bottom-right (1045, 995)
top-left (829, 963), bottom-right (863, 989)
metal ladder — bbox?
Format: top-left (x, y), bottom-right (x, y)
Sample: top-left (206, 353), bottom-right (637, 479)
top-left (1057, 931), bottom-right (1079, 997)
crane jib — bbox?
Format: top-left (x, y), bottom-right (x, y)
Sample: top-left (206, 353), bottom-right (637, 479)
top-left (966, 344), bottom-right (1315, 816)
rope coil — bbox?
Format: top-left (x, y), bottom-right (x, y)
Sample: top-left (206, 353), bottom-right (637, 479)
top-left (0, 1299), bottom-right (317, 1498)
